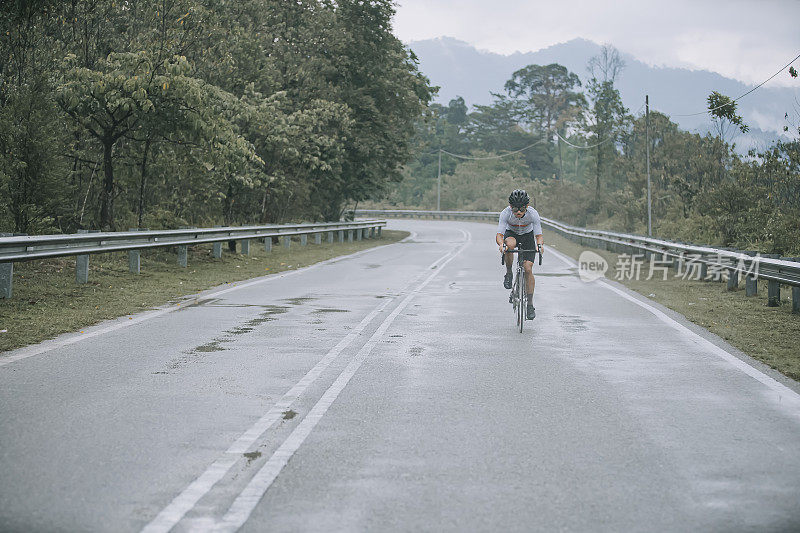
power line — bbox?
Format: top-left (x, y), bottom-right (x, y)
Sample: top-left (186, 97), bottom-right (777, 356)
top-left (439, 139), bottom-right (547, 160)
top-left (554, 131), bottom-right (614, 149)
top-left (668, 51), bottom-right (800, 118)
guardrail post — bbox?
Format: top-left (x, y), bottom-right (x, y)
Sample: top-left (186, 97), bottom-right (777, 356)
top-left (300, 234), bottom-right (307, 246)
top-left (177, 226), bottom-right (193, 266)
top-left (264, 237), bottom-right (272, 253)
top-left (314, 233), bottom-right (322, 245)
top-left (76, 229), bottom-right (89, 284)
top-left (338, 230), bottom-right (344, 243)
top-left (241, 238), bottom-right (250, 255)
top-left (700, 262), bottom-right (709, 281)
top-left (282, 235), bottom-right (291, 249)
top-left (377, 226), bottom-right (382, 238)
top-left (793, 287), bottom-right (800, 314)
top-left (0, 233), bottom-right (12, 298)
top-left (347, 230), bottom-right (353, 243)
top-left (76, 254), bottom-right (89, 283)
top-left (369, 227), bottom-right (375, 239)
top-left (745, 275), bottom-right (757, 296)
top-left (726, 268), bottom-right (739, 291)
top-left (176, 245), bottom-right (187, 267)
top-left (213, 242), bottom-right (222, 258)
top-left (0, 261), bottom-right (11, 299)
top-left (328, 231), bottom-right (334, 244)
top-left (767, 280), bottom-right (780, 307)
top-left (126, 229), bottom-right (142, 274)
top-left (128, 251), bottom-right (140, 274)
top-left (356, 228), bottom-right (362, 241)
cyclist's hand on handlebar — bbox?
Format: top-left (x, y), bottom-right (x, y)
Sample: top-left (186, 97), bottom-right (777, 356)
top-left (538, 244), bottom-right (544, 256)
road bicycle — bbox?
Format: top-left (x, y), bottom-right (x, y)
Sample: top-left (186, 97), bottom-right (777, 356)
top-left (502, 246), bottom-right (542, 332)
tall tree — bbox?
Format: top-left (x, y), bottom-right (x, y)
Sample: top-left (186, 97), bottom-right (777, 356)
top-left (586, 45), bottom-right (629, 199)
top-left (466, 95), bottom-right (553, 179)
top-left (504, 63), bottom-right (585, 179)
top-left (504, 63), bottom-right (583, 137)
top-left (323, 0), bottom-right (433, 220)
top-left (0, 0), bottom-right (68, 232)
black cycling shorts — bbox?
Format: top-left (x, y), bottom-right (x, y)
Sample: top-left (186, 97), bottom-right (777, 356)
top-left (504, 230), bottom-right (537, 263)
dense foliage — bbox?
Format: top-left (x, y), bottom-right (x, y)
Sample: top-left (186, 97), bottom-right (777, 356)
top-left (0, 0), bottom-right (433, 232)
top-left (378, 46), bottom-right (800, 255)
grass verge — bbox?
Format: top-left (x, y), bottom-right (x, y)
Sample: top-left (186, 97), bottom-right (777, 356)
top-left (546, 230), bottom-right (800, 382)
top-left (0, 230), bottom-right (408, 352)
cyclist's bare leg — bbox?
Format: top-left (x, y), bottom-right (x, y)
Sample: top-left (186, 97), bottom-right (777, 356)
top-left (503, 236), bottom-right (517, 273)
top-left (523, 260), bottom-right (535, 304)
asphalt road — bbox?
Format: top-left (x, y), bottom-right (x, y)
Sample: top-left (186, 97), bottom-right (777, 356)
top-left (1, 219), bottom-right (799, 532)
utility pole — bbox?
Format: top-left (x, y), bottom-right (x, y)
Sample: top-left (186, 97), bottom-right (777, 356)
top-left (437, 149), bottom-right (442, 211)
top-left (646, 95), bottom-right (652, 237)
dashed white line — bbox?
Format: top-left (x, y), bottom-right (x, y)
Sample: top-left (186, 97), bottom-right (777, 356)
top-left (140, 297), bottom-right (391, 533)
top-left (207, 230), bottom-right (470, 532)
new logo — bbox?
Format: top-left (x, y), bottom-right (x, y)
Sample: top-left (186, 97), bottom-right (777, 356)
top-left (578, 251), bottom-right (608, 282)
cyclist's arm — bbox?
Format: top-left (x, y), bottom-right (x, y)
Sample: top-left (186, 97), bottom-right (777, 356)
top-left (530, 209), bottom-right (544, 250)
top-left (496, 209), bottom-right (509, 236)
top-left (497, 209), bottom-right (509, 249)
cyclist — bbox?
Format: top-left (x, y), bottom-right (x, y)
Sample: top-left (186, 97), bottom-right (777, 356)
top-left (496, 189), bottom-right (543, 319)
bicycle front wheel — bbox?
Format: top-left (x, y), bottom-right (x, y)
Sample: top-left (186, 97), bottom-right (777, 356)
top-left (518, 270), bottom-right (525, 332)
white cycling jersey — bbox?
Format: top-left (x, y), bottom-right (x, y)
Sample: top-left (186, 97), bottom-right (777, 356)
top-left (497, 206), bottom-right (543, 236)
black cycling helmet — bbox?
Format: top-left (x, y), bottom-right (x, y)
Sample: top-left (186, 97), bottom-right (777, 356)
top-left (508, 189), bottom-right (529, 208)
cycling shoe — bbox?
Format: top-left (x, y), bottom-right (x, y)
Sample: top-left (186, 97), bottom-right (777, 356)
top-left (526, 304), bottom-right (536, 319)
top-left (503, 272), bottom-right (513, 289)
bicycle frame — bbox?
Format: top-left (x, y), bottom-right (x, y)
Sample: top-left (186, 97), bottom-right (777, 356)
top-left (502, 248), bottom-right (540, 332)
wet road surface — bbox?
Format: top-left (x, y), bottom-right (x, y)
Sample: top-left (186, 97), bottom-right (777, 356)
top-left (1, 219), bottom-right (800, 532)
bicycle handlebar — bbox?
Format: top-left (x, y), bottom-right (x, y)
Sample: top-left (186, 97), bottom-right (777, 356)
top-left (501, 246), bottom-right (543, 266)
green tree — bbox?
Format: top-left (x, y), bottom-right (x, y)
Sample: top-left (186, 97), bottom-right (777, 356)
top-left (444, 96), bottom-right (468, 126)
top-left (324, 0), bottom-right (433, 219)
top-left (707, 91), bottom-right (749, 137)
top-left (504, 63), bottom-right (585, 179)
top-left (466, 95), bottom-right (553, 179)
top-left (0, 0), bottom-right (69, 232)
top-left (586, 45), bottom-right (630, 199)
top-left (0, 0), bottom-right (433, 232)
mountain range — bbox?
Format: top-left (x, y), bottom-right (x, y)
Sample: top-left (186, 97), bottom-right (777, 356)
top-left (406, 37), bottom-right (797, 151)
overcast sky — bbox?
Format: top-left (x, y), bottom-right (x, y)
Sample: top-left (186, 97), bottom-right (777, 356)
top-left (393, 0), bottom-right (800, 88)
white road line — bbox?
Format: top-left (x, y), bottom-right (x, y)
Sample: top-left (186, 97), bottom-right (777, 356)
top-left (140, 298), bottom-right (391, 533)
top-left (0, 240), bottom-right (404, 368)
top-left (209, 230), bottom-right (471, 532)
top-left (141, 233), bottom-right (469, 533)
top-left (546, 246), bottom-right (800, 410)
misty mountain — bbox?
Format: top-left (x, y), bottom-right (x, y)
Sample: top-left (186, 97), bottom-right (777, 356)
top-left (407, 37), bottom-right (797, 151)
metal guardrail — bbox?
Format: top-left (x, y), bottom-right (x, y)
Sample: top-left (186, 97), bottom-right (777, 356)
top-left (355, 209), bottom-right (800, 312)
top-left (0, 220), bottom-right (386, 298)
